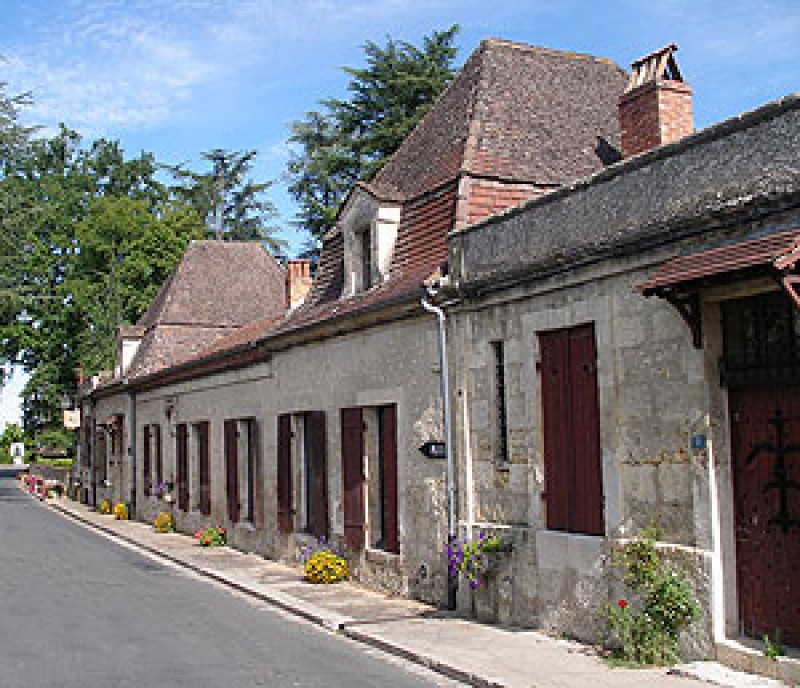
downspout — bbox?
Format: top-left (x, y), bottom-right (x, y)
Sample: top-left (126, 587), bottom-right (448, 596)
top-left (421, 294), bottom-right (458, 610)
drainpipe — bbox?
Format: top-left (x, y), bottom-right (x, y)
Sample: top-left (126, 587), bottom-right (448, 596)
top-left (421, 294), bottom-right (458, 610)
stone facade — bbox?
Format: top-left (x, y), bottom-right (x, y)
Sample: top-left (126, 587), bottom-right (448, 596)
top-left (446, 95), bottom-right (800, 655)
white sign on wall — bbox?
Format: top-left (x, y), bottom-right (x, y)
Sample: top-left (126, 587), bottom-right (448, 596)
top-left (63, 409), bottom-right (81, 430)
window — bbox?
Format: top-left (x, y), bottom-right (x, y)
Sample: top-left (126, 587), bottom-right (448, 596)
top-left (142, 424), bottom-right (162, 496)
top-left (194, 422), bottom-right (211, 516)
top-left (492, 341), bottom-right (509, 465)
top-left (176, 423), bottom-right (189, 511)
top-left (143, 426), bottom-right (152, 495)
top-left (341, 405), bottom-right (398, 553)
top-left (277, 412), bottom-right (328, 537)
top-left (721, 290), bottom-right (800, 387)
top-left (539, 323), bottom-right (604, 536)
top-left (224, 418), bottom-right (261, 525)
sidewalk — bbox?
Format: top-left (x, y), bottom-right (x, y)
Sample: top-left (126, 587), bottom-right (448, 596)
top-left (44, 494), bottom-right (787, 688)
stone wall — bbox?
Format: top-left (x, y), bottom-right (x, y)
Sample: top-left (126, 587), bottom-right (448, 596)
top-left (119, 313), bottom-right (451, 605)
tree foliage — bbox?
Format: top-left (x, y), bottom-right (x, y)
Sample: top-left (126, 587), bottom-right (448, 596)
top-left (166, 148), bottom-right (285, 252)
top-left (0, 125), bottom-right (204, 435)
top-left (288, 25), bottom-right (459, 245)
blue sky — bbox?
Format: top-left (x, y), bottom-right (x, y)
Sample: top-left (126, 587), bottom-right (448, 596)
top-left (1, 0), bottom-right (799, 427)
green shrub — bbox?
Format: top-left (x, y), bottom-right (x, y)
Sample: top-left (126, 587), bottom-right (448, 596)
top-left (603, 526), bottom-right (700, 665)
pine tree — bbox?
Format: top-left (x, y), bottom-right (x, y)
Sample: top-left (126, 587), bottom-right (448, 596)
top-left (288, 25), bottom-right (459, 247)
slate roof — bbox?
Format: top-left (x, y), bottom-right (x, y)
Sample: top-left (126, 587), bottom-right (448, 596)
top-left (125, 240), bottom-right (287, 379)
top-left (369, 39), bottom-right (627, 199)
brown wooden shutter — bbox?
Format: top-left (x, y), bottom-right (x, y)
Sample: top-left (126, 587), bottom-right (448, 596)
top-left (224, 419), bottom-right (239, 523)
top-left (247, 419), bottom-right (260, 528)
top-left (154, 424), bottom-right (163, 486)
top-left (96, 428), bottom-right (107, 483)
top-left (276, 414), bottom-right (293, 533)
top-left (176, 423), bottom-right (189, 511)
top-left (341, 407), bottom-right (366, 550)
top-left (143, 425), bottom-right (152, 496)
top-left (198, 422), bottom-right (211, 516)
top-left (540, 329), bottom-right (571, 532)
top-left (380, 405), bottom-right (399, 554)
top-left (539, 324), bottom-right (603, 535)
top-left (308, 411), bottom-right (328, 539)
top-left (568, 324), bottom-right (603, 536)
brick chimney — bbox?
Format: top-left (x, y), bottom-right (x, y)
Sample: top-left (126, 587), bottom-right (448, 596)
top-left (619, 44), bottom-right (693, 157)
top-left (286, 259), bottom-right (312, 310)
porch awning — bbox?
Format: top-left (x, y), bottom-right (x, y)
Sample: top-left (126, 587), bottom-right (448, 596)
top-left (637, 228), bottom-right (800, 296)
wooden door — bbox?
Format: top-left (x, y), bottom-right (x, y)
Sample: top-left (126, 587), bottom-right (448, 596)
top-left (224, 420), bottom-right (239, 523)
top-left (539, 323), bottom-right (604, 535)
top-left (341, 407), bottom-right (366, 550)
top-left (730, 386), bottom-right (800, 645)
top-left (176, 424), bottom-right (189, 511)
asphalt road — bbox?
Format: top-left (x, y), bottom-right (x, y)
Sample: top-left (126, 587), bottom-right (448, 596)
top-left (0, 477), bottom-right (459, 688)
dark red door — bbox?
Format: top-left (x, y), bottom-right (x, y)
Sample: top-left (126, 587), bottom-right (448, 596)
top-left (730, 386), bottom-right (800, 645)
top-left (341, 407), bottom-right (366, 550)
top-left (224, 420), bottom-right (239, 523)
top-left (539, 323), bottom-right (603, 535)
top-left (176, 424), bottom-right (189, 511)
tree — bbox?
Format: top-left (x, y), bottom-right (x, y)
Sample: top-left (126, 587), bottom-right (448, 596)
top-left (166, 149), bottom-right (285, 251)
top-left (288, 26), bottom-right (460, 245)
top-left (0, 127), bottom-right (203, 434)
top-left (0, 423), bottom-right (27, 464)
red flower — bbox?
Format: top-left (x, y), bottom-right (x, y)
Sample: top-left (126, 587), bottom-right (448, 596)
top-left (618, 599), bottom-right (628, 609)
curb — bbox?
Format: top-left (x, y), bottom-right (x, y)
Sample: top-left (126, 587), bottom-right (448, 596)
top-left (42, 495), bottom-right (506, 688)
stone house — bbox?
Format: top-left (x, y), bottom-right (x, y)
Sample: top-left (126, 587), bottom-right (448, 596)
top-left (443, 44), bottom-right (800, 656)
top-left (78, 38), bottom-right (631, 605)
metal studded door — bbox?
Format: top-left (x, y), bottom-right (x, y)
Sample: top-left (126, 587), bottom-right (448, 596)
top-left (730, 386), bottom-right (800, 645)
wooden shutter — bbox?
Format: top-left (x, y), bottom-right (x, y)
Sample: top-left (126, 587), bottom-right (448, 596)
top-left (143, 425), bottom-right (152, 496)
top-left (308, 411), bottom-right (328, 539)
top-left (341, 407), bottom-right (366, 550)
top-left (224, 420), bottom-right (239, 523)
top-left (540, 329), bottom-right (571, 532)
top-left (96, 428), bottom-right (107, 483)
top-left (198, 422), bottom-right (211, 516)
top-left (154, 424), bottom-right (163, 486)
top-left (539, 324), bottom-right (603, 535)
top-left (276, 414), bottom-right (293, 533)
top-left (247, 419), bottom-right (260, 527)
top-left (568, 325), bottom-right (603, 536)
top-left (176, 423), bottom-right (189, 511)
top-left (380, 405), bottom-right (399, 554)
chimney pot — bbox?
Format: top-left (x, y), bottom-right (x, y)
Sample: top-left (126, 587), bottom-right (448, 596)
top-left (286, 259), bottom-right (313, 310)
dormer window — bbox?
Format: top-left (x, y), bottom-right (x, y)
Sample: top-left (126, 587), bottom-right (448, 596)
top-left (339, 191), bottom-right (401, 298)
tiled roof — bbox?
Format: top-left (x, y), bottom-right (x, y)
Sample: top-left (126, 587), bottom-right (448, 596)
top-left (638, 228), bottom-right (800, 295)
top-left (138, 240), bottom-right (286, 327)
top-left (125, 240), bottom-right (287, 380)
top-left (369, 39), bottom-right (627, 199)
